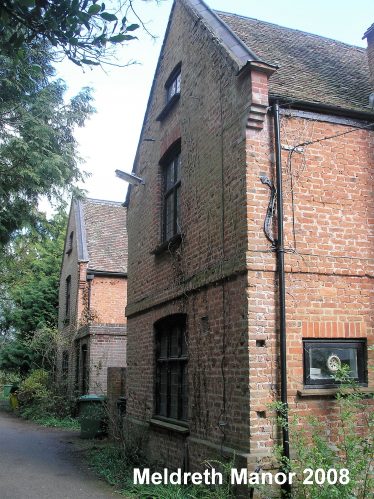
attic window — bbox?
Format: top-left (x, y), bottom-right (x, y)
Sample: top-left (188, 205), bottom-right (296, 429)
top-left (66, 231), bottom-right (74, 255)
top-left (156, 63), bottom-right (181, 121)
top-left (166, 67), bottom-right (181, 103)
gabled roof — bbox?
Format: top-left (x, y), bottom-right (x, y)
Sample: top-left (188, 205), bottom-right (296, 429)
top-left (75, 198), bottom-right (127, 274)
top-left (216, 11), bottom-right (372, 115)
top-left (125, 0), bottom-right (373, 207)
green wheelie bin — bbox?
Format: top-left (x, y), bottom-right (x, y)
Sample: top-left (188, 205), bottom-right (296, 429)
top-left (78, 394), bottom-right (106, 439)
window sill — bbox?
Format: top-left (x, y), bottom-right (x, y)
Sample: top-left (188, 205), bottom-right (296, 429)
top-left (151, 233), bottom-right (182, 256)
top-left (297, 386), bottom-right (373, 397)
top-left (156, 93), bottom-right (180, 121)
top-left (150, 417), bottom-right (189, 434)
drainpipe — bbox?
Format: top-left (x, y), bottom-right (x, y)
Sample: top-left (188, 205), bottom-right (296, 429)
top-left (273, 101), bottom-right (291, 496)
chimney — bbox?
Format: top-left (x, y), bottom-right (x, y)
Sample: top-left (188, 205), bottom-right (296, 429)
top-left (363, 23), bottom-right (374, 108)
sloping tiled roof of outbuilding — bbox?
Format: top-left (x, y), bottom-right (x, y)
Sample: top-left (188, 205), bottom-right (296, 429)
top-left (216, 11), bottom-right (372, 115)
top-left (80, 198), bottom-right (127, 273)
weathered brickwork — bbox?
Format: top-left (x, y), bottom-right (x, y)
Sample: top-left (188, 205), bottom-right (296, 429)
top-left (245, 112), bottom-right (374, 454)
top-left (126, 0), bottom-right (374, 471)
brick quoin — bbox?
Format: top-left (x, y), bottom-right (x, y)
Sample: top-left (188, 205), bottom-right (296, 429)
top-left (125, 0), bottom-right (374, 471)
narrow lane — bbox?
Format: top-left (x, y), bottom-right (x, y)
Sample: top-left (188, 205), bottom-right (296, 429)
top-left (0, 410), bottom-right (122, 499)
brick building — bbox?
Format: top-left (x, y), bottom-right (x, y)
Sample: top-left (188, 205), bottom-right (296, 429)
top-left (58, 198), bottom-right (127, 396)
top-left (125, 0), bottom-right (374, 470)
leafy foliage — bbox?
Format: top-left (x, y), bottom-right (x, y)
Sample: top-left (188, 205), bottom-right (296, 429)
top-left (16, 368), bottom-right (78, 423)
top-left (0, 210), bottom-right (67, 336)
top-left (0, 0), bottom-right (144, 66)
top-left (0, 39), bottom-right (93, 247)
top-left (269, 373), bottom-right (374, 499)
top-left (0, 34), bottom-right (94, 247)
top-left (0, 340), bottom-right (33, 375)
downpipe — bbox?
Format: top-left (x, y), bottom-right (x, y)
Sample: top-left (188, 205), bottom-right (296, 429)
top-left (273, 101), bottom-right (291, 497)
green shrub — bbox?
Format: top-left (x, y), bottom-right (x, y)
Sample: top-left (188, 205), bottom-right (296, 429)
top-left (17, 368), bottom-right (77, 423)
top-left (269, 374), bottom-right (373, 499)
top-left (17, 368), bottom-right (50, 405)
top-left (0, 369), bottom-right (20, 385)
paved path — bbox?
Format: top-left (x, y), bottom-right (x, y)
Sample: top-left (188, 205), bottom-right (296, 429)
top-left (0, 410), bottom-right (122, 499)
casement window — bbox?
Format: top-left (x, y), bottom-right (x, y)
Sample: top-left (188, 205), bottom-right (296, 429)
top-left (66, 231), bottom-right (74, 255)
top-left (62, 351), bottom-right (69, 379)
top-left (166, 65), bottom-right (181, 103)
top-left (162, 148), bottom-right (181, 242)
top-left (155, 315), bottom-right (188, 421)
top-left (303, 339), bottom-right (367, 388)
top-left (156, 63), bottom-right (182, 121)
top-left (65, 275), bottom-right (71, 321)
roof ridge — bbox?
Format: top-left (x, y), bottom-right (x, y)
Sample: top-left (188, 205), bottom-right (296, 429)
top-left (84, 197), bottom-right (125, 206)
top-left (214, 10), bottom-right (366, 51)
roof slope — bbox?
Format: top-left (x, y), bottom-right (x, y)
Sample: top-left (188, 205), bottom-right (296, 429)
top-left (80, 198), bottom-right (127, 273)
top-left (216, 11), bottom-right (372, 114)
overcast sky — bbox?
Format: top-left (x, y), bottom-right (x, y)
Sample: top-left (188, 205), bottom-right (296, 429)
top-left (54, 0), bottom-right (372, 206)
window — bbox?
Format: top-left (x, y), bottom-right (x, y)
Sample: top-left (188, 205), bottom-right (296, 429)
top-left (155, 315), bottom-right (188, 421)
top-left (65, 275), bottom-right (71, 321)
top-left (156, 63), bottom-right (182, 121)
top-left (66, 231), bottom-right (74, 255)
top-left (62, 351), bottom-right (69, 379)
top-left (163, 148), bottom-right (181, 242)
top-left (303, 339), bottom-right (367, 388)
top-left (166, 66), bottom-right (181, 103)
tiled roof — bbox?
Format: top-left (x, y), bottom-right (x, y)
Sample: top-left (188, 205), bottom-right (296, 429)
top-left (81, 198), bottom-right (127, 273)
top-left (216, 11), bottom-right (372, 114)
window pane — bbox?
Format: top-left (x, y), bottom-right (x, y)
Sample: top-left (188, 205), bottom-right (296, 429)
top-left (165, 162), bottom-right (174, 190)
top-left (170, 327), bottom-right (179, 357)
top-left (174, 154), bottom-right (180, 181)
top-left (170, 364), bottom-right (179, 419)
top-left (181, 364), bottom-right (188, 420)
top-left (159, 367), bottom-right (168, 417)
top-left (165, 194), bottom-right (174, 241)
top-left (167, 83), bottom-right (174, 102)
top-left (309, 346), bottom-right (358, 380)
top-left (159, 332), bottom-right (168, 359)
top-left (180, 328), bottom-right (187, 357)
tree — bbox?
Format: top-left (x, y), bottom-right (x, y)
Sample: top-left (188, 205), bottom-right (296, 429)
top-left (0, 35), bottom-right (94, 247)
top-left (0, 209), bottom-right (67, 337)
top-left (0, 0), bottom-right (145, 67)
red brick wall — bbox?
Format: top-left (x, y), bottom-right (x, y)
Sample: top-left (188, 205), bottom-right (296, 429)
top-left (89, 277), bottom-right (127, 324)
top-left (246, 112), bottom-right (374, 454)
